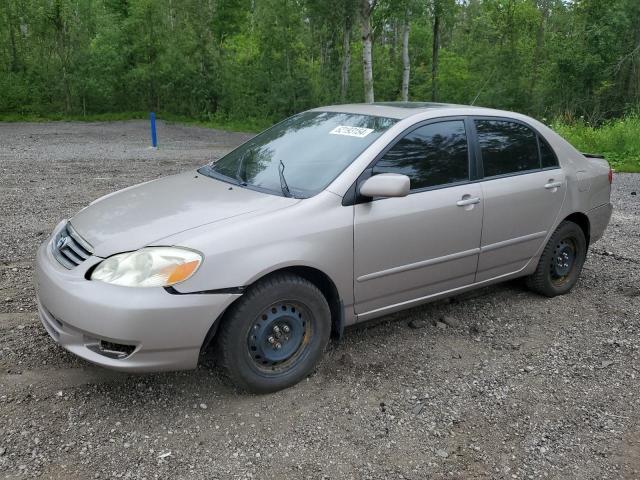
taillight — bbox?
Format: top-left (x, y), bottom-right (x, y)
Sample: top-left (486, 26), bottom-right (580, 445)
top-left (608, 166), bottom-right (613, 184)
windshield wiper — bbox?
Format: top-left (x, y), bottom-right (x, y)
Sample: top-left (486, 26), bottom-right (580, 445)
top-left (234, 151), bottom-right (249, 186)
top-left (278, 160), bottom-right (292, 198)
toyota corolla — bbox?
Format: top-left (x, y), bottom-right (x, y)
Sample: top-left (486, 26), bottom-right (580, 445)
top-left (35, 102), bottom-right (613, 392)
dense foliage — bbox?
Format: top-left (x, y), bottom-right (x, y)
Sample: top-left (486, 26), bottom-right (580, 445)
top-left (1, 0), bottom-right (639, 127)
top-left (554, 116), bottom-right (640, 173)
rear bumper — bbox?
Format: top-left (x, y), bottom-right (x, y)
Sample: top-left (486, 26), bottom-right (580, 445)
top-left (587, 202), bottom-right (613, 244)
top-left (35, 239), bottom-right (240, 372)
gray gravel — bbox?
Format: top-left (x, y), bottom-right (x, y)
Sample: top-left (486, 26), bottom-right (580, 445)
top-left (1, 120), bottom-right (639, 479)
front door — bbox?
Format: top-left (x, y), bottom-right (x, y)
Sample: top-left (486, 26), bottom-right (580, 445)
top-left (353, 119), bottom-right (484, 317)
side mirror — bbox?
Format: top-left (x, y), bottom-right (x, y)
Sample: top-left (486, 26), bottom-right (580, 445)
top-left (359, 173), bottom-right (410, 199)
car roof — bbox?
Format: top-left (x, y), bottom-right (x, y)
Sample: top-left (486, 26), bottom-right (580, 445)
top-left (310, 101), bottom-right (503, 120)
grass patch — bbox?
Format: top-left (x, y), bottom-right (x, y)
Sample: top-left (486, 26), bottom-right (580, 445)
top-left (0, 111), bottom-right (266, 133)
top-left (0, 111), bottom-right (149, 123)
top-left (168, 114), bottom-right (269, 133)
top-left (552, 116), bottom-right (640, 173)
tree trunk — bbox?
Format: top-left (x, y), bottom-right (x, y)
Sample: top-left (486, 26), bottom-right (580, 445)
top-left (361, 0), bottom-right (375, 103)
top-left (168, 0), bottom-right (174, 30)
top-left (401, 9), bottom-right (410, 102)
top-left (341, 19), bottom-right (352, 100)
top-left (629, 8), bottom-right (640, 101)
top-left (7, 11), bottom-right (19, 72)
top-left (530, 0), bottom-right (549, 105)
top-left (390, 18), bottom-right (398, 59)
top-left (431, 2), bottom-right (441, 102)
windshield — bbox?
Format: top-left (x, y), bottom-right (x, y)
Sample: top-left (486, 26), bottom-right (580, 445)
top-left (199, 111), bottom-right (397, 198)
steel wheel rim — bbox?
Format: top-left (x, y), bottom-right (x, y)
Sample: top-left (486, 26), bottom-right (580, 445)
top-left (247, 301), bottom-right (312, 372)
top-left (550, 237), bottom-right (577, 286)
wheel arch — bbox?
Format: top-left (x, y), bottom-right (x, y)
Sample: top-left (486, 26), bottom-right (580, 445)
top-left (275, 266), bottom-right (344, 340)
top-left (200, 265), bottom-right (345, 355)
top-left (563, 212), bottom-right (591, 246)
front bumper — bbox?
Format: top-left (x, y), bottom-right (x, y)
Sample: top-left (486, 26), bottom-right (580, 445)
top-left (35, 239), bottom-right (241, 372)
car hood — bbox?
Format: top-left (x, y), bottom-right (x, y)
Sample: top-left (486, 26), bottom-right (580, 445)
top-left (70, 171), bottom-right (298, 257)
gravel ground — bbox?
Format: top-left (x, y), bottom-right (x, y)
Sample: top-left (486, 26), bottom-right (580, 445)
top-left (0, 120), bottom-right (639, 479)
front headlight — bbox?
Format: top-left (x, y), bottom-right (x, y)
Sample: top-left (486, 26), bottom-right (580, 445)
top-left (91, 247), bottom-right (202, 287)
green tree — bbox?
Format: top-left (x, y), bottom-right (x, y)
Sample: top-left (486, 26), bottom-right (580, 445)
top-left (0, 0), bottom-right (638, 122)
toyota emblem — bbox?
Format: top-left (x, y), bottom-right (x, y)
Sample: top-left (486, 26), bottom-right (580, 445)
top-left (56, 235), bottom-right (69, 250)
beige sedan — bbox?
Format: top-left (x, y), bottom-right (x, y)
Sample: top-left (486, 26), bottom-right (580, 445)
top-left (35, 102), bottom-right (612, 392)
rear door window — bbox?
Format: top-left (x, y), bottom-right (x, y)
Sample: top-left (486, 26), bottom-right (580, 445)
top-left (475, 120), bottom-right (540, 177)
top-left (373, 120), bottom-right (469, 190)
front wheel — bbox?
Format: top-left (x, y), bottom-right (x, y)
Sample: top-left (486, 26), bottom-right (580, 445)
top-left (526, 220), bottom-right (587, 297)
top-left (216, 273), bottom-right (331, 393)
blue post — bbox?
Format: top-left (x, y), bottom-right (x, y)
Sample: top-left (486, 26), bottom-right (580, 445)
top-left (150, 112), bottom-right (158, 148)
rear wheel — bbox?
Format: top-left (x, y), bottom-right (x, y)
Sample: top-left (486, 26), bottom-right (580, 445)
top-left (526, 220), bottom-right (587, 297)
top-left (217, 273), bottom-right (331, 393)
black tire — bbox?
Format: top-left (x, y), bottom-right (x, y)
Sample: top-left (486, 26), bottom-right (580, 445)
top-left (216, 273), bottom-right (331, 393)
top-left (526, 220), bottom-right (587, 297)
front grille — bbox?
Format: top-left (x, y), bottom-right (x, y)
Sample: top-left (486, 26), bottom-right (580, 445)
top-left (52, 222), bottom-right (94, 269)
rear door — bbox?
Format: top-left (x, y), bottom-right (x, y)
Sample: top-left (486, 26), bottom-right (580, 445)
top-left (473, 118), bottom-right (566, 282)
top-left (353, 118), bottom-right (483, 316)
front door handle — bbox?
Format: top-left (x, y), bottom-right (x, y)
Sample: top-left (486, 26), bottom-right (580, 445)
top-left (456, 197), bottom-right (480, 207)
top-left (545, 181), bottom-right (563, 189)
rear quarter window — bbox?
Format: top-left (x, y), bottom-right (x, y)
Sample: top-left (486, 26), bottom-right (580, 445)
top-left (539, 137), bottom-right (559, 168)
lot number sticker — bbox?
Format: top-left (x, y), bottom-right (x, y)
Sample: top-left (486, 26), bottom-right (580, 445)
top-left (329, 125), bottom-right (374, 138)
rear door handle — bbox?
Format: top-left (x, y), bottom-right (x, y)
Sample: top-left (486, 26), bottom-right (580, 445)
top-left (545, 181), bottom-right (562, 189)
top-left (456, 197), bottom-right (480, 207)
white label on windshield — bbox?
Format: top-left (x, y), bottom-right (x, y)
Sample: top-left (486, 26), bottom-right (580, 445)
top-left (329, 125), bottom-right (374, 138)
